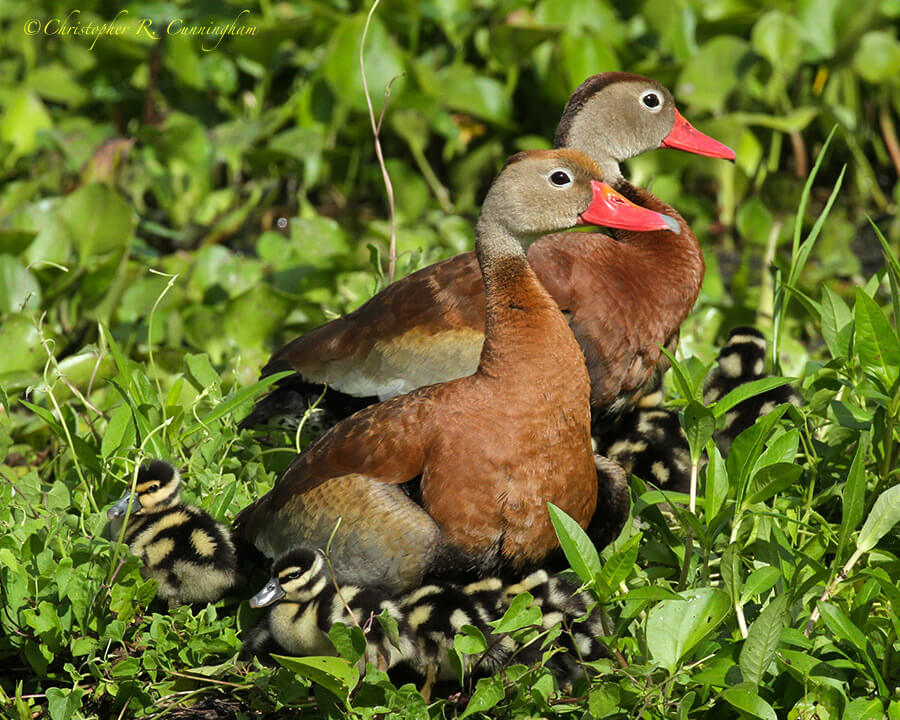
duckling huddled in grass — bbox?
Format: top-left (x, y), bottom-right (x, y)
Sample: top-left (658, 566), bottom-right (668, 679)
top-left (107, 460), bottom-right (240, 605)
top-left (243, 547), bottom-right (608, 693)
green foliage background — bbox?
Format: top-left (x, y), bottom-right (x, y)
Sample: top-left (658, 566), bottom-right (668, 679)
top-left (1, 0), bottom-right (900, 718)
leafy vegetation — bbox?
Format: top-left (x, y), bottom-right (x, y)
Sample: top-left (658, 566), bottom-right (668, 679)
top-left (1, 0), bottom-right (899, 718)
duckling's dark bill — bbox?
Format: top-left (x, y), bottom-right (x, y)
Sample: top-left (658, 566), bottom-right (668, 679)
top-left (250, 578), bottom-right (286, 608)
top-left (107, 494), bottom-right (141, 519)
top-left (661, 110), bottom-right (736, 161)
top-left (580, 180), bottom-right (680, 233)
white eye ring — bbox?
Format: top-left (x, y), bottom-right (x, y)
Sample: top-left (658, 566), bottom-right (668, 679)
top-left (549, 168), bottom-right (573, 188)
top-left (640, 89), bottom-right (663, 113)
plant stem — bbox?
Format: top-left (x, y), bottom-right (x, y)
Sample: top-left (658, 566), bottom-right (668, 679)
top-left (879, 104), bottom-right (900, 179)
top-left (804, 547), bottom-right (863, 636)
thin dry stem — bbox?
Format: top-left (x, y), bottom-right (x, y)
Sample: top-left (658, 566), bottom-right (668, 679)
top-left (879, 105), bottom-right (900, 180)
top-left (360, 0), bottom-right (398, 283)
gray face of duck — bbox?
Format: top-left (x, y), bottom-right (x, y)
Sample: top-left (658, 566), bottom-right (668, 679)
top-left (107, 459), bottom-right (182, 520)
top-left (249, 548), bottom-right (329, 608)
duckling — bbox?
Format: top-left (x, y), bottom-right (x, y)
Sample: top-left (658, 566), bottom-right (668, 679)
top-left (107, 460), bottom-right (239, 605)
top-left (594, 406), bottom-right (692, 493)
top-left (245, 548), bottom-right (608, 693)
top-left (703, 327), bottom-right (802, 454)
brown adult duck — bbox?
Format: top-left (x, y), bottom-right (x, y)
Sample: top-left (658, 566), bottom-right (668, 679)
top-left (235, 149), bottom-right (679, 592)
top-left (240, 72), bottom-right (733, 430)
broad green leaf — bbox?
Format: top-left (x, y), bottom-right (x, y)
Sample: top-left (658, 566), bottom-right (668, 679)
top-left (836, 433), bottom-right (869, 562)
top-left (0, 255), bottom-right (41, 313)
top-left (59, 184), bottom-right (136, 261)
top-left (273, 655), bottom-right (358, 708)
top-left (646, 587), bottom-right (730, 674)
top-left (854, 288), bottom-right (900, 387)
top-left (857, 484), bottom-right (900, 553)
top-left (325, 14), bottom-right (405, 113)
top-left (721, 688), bottom-right (778, 720)
top-left (720, 544), bottom-right (742, 602)
top-left (459, 675), bottom-right (505, 719)
top-left (752, 11), bottom-right (804, 73)
top-left (594, 532), bottom-right (641, 601)
top-left (683, 401), bottom-right (716, 463)
top-left (454, 624), bottom-right (488, 655)
top-left (818, 601), bottom-right (867, 652)
top-left (0, 89), bottom-right (52, 158)
top-left (491, 592), bottom-right (542, 633)
top-left (618, 586), bottom-right (683, 603)
top-left (740, 566), bottom-right (782, 604)
top-left (747, 463), bottom-right (803, 505)
top-left (0, 313), bottom-right (43, 373)
top-left (704, 441), bottom-right (728, 523)
top-left (820, 285), bottom-right (853, 359)
top-left (100, 404), bottom-right (134, 459)
top-left (547, 503), bottom-right (601, 586)
top-left (739, 594), bottom-right (788, 685)
top-left (327, 622), bottom-right (365, 664)
top-left (677, 36), bottom-right (750, 112)
top-left (853, 31), bottom-right (900, 83)
top-left (712, 377), bottom-right (796, 418)
top-left (845, 697), bottom-right (886, 720)
top-left (728, 405), bottom-right (788, 509)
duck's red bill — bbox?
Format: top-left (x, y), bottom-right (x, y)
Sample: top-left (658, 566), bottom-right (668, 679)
top-left (661, 110), bottom-right (736, 161)
top-left (580, 181), bottom-right (680, 234)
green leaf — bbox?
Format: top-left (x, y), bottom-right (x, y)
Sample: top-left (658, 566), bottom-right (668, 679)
top-left (0, 89), bottom-right (53, 158)
top-left (820, 285), bottom-right (853, 359)
top-left (747, 463), bottom-right (803, 505)
top-left (740, 566), bottom-right (782, 604)
top-left (328, 622), bottom-right (365, 664)
top-left (853, 31), bottom-right (900, 83)
top-left (618, 586), bottom-right (683, 603)
top-left (857, 483), bottom-right (900, 554)
top-left (712, 377), bottom-right (796, 419)
top-left (273, 655), bottom-right (359, 708)
top-left (459, 676), bottom-right (505, 719)
top-left (854, 288), bottom-right (900, 387)
top-left (547, 502), bottom-right (600, 586)
top-left (646, 587), bottom-right (730, 674)
top-left (0, 313), bottom-right (43, 373)
top-left (594, 532), bottom-right (641, 601)
top-left (720, 545), bottom-right (742, 602)
top-left (739, 594), bottom-right (788, 685)
top-left (491, 592), bottom-right (542, 633)
top-left (818, 601), bottom-right (868, 653)
top-left (837, 433), bottom-right (869, 562)
top-left (721, 687), bottom-right (778, 720)
top-left (59, 184), bottom-right (136, 261)
top-left (751, 11), bottom-right (804, 73)
top-left (0, 255), bottom-right (41, 313)
top-left (704, 441), bottom-right (728, 523)
top-left (677, 36), bottom-right (751, 112)
top-left (845, 697), bottom-right (886, 720)
top-left (100, 404), bottom-right (134, 459)
top-left (682, 401), bottom-right (716, 463)
top-left (454, 624), bottom-right (488, 655)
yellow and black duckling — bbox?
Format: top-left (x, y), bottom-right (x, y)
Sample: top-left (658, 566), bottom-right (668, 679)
top-left (704, 326), bottom-right (802, 454)
top-left (107, 460), bottom-right (239, 605)
top-left (244, 548), bottom-right (609, 692)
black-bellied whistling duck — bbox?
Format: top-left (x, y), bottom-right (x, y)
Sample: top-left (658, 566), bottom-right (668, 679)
top-left (244, 547), bottom-right (608, 690)
top-left (239, 72), bottom-right (734, 431)
top-left (107, 460), bottom-right (240, 604)
top-left (235, 149), bottom-right (679, 592)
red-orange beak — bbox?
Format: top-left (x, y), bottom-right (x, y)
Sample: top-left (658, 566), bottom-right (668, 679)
top-left (581, 181), bottom-right (681, 234)
top-left (660, 110), bottom-right (736, 161)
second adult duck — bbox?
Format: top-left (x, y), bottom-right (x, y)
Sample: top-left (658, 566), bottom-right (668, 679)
top-left (236, 150), bottom-right (679, 592)
top-left (241, 73), bottom-right (734, 430)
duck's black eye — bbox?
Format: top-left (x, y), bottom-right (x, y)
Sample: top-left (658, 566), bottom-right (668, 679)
top-left (550, 170), bottom-right (572, 187)
top-left (147, 484), bottom-right (159, 493)
top-left (641, 91), bottom-right (661, 110)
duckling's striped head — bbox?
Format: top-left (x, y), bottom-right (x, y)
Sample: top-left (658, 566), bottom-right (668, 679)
top-left (107, 460), bottom-right (182, 520)
top-left (249, 548), bottom-right (329, 608)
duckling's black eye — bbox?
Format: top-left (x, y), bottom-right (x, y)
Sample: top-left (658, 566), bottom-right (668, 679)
top-left (147, 484), bottom-right (159, 493)
top-left (549, 170), bottom-right (572, 187)
top-left (641, 91), bottom-right (662, 111)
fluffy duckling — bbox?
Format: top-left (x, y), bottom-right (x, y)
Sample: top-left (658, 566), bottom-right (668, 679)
top-left (245, 548), bottom-right (608, 692)
top-left (704, 327), bottom-right (802, 454)
top-left (107, 460), bottom-right (239, 604)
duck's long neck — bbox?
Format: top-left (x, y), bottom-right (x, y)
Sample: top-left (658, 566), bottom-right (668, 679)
top-left (475, 219), bottom-right (560, 374)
